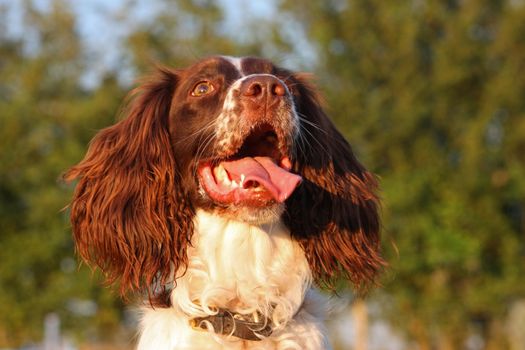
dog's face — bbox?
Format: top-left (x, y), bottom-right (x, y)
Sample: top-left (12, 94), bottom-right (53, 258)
top-left (65, 56), bottom-right (383, 297)
top-left (167, 56), bottom-right (302, 224)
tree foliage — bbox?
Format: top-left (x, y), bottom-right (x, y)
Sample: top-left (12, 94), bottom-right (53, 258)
top-left (0, 1), bottom-right (130, 346)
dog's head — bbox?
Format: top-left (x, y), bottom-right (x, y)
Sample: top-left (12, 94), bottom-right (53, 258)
top-left (65, 56), bottom-right (384, 298)
top-left (168, 57), bottom-right (301, 224)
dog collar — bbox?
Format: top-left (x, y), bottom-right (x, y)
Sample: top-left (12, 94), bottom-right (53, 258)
top-left (190, 309), bottom-right (273, 341)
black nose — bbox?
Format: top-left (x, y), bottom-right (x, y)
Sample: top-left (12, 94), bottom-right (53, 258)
top-left (240, 75), bottom-right (287, 101)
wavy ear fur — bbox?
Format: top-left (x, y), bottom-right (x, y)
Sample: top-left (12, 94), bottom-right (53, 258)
top-left (285, 74), bottom-right (385, 290)
top-left (64, 69), bottom-right (194, 298)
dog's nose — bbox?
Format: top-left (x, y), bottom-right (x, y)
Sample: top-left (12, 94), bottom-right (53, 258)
top-left (240, 75), bottom-right (287, 102)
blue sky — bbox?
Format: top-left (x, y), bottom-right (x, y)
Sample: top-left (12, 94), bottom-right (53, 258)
top-left (1, 0), bottom-right (283, 87)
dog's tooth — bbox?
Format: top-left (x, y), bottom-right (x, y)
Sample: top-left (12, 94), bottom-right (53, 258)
top-left (213, 165), bottom-right (231, 185)
top-left (213, 165), bottom-right (223, 181)
top-left (240, 174), bottom-right (246, 187)
top-left (231, 180), bottom-right (239, 188)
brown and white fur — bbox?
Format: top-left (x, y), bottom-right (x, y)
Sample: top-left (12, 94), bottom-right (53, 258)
top-left (65, 56), bottom-right (384, 350)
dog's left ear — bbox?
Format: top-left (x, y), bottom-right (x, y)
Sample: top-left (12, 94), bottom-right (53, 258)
top-left (284, 73), bottom-right (385, 290)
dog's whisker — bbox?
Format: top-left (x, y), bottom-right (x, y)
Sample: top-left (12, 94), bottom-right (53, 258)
top-left (175, 120), bottom-right (217, 145)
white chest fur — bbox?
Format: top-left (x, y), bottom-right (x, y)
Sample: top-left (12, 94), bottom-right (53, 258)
top-left (137, 210), bottom-right (331, 350)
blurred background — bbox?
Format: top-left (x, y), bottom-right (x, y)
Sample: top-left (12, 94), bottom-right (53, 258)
top-left (1, 0), bottom-right (524, 349)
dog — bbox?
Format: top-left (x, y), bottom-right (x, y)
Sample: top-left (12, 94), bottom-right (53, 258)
top-left (65, 56), bottom-right (383, 349)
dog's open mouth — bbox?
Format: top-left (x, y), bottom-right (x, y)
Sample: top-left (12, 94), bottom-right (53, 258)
top-left (198, 124), bottom-right (302, 207)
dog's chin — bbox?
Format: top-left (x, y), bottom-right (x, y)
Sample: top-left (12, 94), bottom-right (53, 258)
top-left (202, 201), bottom-right (285, 226)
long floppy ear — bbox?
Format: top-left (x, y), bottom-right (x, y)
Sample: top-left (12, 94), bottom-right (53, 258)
top-left (64, 69), bottom-right (194, 298)
top-left (285, 74), bottom-right (385, 290)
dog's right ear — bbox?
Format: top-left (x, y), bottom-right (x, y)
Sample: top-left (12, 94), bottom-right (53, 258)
top-left (64, 68), bottom-right (194, 298)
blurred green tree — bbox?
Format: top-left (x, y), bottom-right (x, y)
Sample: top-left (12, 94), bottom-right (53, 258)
top-left (278, 0), bottom-right (525, 348)
top-left (0, 1), bottom-right (126, 346)
top-left (123, 0), bottom-right (291, 75)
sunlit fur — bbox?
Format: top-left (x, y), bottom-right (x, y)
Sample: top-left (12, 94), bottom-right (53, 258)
top-left (65, 56), bottom-right (384, 350)
top-left (138, 209), bottom-right (330, 350)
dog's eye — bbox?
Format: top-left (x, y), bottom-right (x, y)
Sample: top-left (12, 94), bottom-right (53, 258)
top-left (191, 81), bottom-right (214, 97)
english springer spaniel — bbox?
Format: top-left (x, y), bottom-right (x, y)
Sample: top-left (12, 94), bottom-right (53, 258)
top-left (65, 56), bottom-right (383, 350)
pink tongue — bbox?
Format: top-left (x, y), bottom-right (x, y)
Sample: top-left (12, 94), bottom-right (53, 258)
top-left (222, 157), bottom-right (301, 203)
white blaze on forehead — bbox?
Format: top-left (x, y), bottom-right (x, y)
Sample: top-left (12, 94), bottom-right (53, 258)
top-left (221, 55), bottom-right (244, 76)
top-left (221, 56), bottom-right (291, 95)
